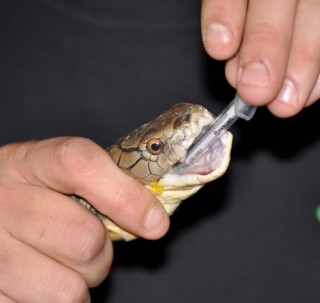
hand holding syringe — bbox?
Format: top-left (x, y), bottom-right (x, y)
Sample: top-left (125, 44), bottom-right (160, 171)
top-left (175, 94), bottom-right (257, 173)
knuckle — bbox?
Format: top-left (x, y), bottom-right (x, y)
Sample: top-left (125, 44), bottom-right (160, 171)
top-left (0, 143), bottom-right (24, 175)
top-left (0, 144), bottom-right (11, 162)
top-left (57, 274), bottom-right (89, 303)
top-left (90, 241), bottom-right (114, 287)
top-left (245, 22), bottom-right (281, 46)
top-left (291, 42), bottom-right (318, 68)
top-left (54, 137), bottom-right (101, 175)
top-left (72, 216), bottom-right (107, 265)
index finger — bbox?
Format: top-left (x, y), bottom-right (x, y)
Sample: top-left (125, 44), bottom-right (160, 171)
top-left (3, 137), bottom-right (169, 239)
top-left (226, 0), bottom-right (298, 105)
top-left (201, 0), bottom-right (247, 60)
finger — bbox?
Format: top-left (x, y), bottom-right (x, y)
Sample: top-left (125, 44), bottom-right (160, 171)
top-left (226, 0), bottom-right (298, 105)
top-left (0, 228), bottom-right (90, 303)
top-left (201, 0), bottom-right (247, 60)
top-left (268, 1), bottom-right (320, 117)
top-left (0, 180), bottom-right (112, 286)
top-left (2, 138), bottom-right (169, 239)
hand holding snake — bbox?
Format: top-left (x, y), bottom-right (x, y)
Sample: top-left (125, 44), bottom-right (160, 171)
top-left (1, 1), bottom-right (320, 302)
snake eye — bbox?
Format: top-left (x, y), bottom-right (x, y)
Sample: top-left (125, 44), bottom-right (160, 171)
top-left (146, 138), bottom-right (164, 155)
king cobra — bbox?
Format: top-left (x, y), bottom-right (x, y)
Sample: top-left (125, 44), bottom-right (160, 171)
top-left (76, 103), bottom-right (233, 241)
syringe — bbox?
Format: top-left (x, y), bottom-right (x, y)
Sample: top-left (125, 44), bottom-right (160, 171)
top-left (175, 94), bottom-right (257, 173)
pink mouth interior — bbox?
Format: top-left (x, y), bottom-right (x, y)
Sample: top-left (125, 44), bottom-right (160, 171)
top-left (180, 139), bottom-right (225, 175)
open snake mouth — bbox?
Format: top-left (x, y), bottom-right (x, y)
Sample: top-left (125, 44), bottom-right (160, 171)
top-left (187, 134), bottom-right (228, 175)
top-left (172, 131), bottom-right (231, 176)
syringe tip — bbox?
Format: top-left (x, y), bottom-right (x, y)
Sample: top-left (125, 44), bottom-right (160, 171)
top-left (234, 94), bottom-right (257, 121)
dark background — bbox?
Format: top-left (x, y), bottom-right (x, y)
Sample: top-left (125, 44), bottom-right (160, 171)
top-left (1, 1), bottom-right (320, 302)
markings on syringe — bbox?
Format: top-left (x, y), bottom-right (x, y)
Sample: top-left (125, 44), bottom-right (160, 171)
top-left (187, 117), bottom-right (233, 165)
top-left (186, 148), bottom-right (203, 165)
top-left (182, 117), bottom-right (234, 167)
top-left (213, 118), bottom-right (234, 136)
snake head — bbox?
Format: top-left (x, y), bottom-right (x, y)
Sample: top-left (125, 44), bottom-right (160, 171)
top-left (107, 103), bottom-right (232, 187)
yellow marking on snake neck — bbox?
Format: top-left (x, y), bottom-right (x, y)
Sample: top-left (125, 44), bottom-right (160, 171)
top-left (150, 181), bottom-right (164, 195)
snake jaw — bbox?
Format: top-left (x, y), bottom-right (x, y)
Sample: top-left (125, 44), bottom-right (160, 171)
top-left (166, 105), bottom-right (232, 180)
top-left (144, 131), bottom-right (232, 217)
top-left (178, 132), bottom-right (231, 176)
top-left (162, 131), bottom-right (232, 186)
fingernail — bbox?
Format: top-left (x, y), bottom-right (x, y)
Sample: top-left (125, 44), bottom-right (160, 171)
top-left (205, 22), bottom-right (232, 49)
top-left (277, 79), bottom-right (298, 105)
top-left (238, 61), bottom-right (270, 86)
top-left (144, 205), bottom-right (167, 233)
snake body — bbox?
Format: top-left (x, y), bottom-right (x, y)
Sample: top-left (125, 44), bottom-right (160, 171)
top-left (78, 103), bottom-right (232, 241)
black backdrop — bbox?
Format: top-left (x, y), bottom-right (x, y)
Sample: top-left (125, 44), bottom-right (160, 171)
top-left (1, 1), bottom-right (320, 302)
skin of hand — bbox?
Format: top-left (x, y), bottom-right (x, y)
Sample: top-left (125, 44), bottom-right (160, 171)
top-left (201, 0), bottom-right (320, 118)
top-left (0, 137), bottom-right (169, 303)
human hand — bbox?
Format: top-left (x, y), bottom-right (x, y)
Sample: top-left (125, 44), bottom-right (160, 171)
top-left (201, 0), bottom-right (320, 118)
top-left (0, 137), bottom-right (169, 303)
